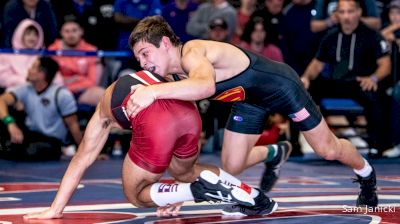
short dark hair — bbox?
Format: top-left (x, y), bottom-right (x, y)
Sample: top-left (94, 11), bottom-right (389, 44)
top-left (39, 57), bottom-right (59, 83)
top-left (61, 14), bottom-right (82, 29)
top-left (129, 15), bottom-right (181, 49)
top-left (338, 0), bottom-right (361, 8)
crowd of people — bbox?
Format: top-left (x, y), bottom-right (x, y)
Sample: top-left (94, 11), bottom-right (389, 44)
top-left (1, 0), bottom-right (398, 159)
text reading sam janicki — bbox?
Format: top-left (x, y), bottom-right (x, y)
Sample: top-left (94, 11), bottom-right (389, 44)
top-left (342, 205), bottom-right (397, 214)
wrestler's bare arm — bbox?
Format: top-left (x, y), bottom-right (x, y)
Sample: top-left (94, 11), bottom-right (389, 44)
top-left (151, 41), bottom-right (217, 101)
top-left (24, 98), bottom-right (116, 220)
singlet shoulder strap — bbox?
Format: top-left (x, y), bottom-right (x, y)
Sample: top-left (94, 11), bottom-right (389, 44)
top-left (128, 70), bottom-right (162, 86)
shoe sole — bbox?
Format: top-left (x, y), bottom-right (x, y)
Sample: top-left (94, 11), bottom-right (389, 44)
top-left (200, 170), bottom-right (255, 206)
top-left (221, 200), bottom-right (279, 216)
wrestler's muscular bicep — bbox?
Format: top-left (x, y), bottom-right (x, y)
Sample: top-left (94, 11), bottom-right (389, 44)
top-left (182, 41), bottom-right (216, 83)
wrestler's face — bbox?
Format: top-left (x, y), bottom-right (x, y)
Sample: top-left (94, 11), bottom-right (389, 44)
top-left (133, 40), bottom-right (169, 76)
top-left (337, 1), bottom-right (361, 32)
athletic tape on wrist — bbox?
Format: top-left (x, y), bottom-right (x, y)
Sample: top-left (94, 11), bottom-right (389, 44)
top-left (2, 115), bottom-right (15, 125)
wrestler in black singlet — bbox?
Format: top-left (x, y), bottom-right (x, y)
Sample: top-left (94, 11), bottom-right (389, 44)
top-left (209, 46), bottom-right (322, 133)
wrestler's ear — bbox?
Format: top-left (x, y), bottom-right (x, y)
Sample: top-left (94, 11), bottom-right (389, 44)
top-left (160, 36), bottom-right (172, 50)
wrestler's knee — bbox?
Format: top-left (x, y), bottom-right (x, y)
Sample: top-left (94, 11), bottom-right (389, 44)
top-left (123, 188), bottom-right (146, 208)
top-left (170, 170), bottom-right (195, 183)
top-left (221, 158), bottom-right (243, 175)
top-left (313, 136), bottom-right (342, 161)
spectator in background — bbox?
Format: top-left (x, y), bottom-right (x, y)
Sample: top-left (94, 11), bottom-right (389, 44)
top-left (113, 0), bottom-right (162, 71)
top-left (282, 0), bottom-right (320, 74)
top-left (50, 0), bottom-right (118, 50)
top-left (162, 0), bottom-right (199, 43)
top-left (311, 0), bottom-right (381, 33)
top-left (249, 0), bottom-right (285, 47)
top-left (278, 0), bottom-right (320, 157)
top-left (3, 0), bottom-right (57, 47)
top-left (208, 17), bottom-right (230, 42)
top-left (302, 0), bottom-right (392, 157)
top-left (382, 0), bottom-right (400, 158)
top-left (0, 19), bottom-right (43, 92)
top-left (49, 19), bottom-right (105, 107)
top-left (232, 0), bottom-right (257, 44)
top-left (186, 0), bottom-right (236, 41)
top-left (381, 0), bottom-right (400, 44)
top-left (239, 17), bottom-right (284, 62)
top-left (0, 57), bottom-right (82, 161)
top-left (114, 0), bottom-right (162, 51)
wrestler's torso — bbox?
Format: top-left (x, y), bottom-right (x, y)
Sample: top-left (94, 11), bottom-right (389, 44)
top-left (182, 41), bottom-right (301, 105)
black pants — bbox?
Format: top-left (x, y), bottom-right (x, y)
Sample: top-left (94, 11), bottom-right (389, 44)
top-left (0, 116), bottom-right (62, 161)
top-left (309, 78), bottom-right (392, 153)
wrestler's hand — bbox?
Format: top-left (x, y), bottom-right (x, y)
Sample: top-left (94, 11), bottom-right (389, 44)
top-left (356, 76), bottom-right (378, 92)
top-left (23, 208), bottom-right (63, 220)
top-left (126, 84), bottom-right (156, 118)
top-left (156, 202), bottom-right (183, 217)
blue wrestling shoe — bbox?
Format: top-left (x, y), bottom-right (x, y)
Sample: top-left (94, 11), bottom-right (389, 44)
top-left (260, 141), bottom-right (292, 193)
top-left (354, 168), bottom-right (378, 207)
top-left (190, 170), bottom-right (255, 206)
top-left (222, 190), bottom-right (278, 216)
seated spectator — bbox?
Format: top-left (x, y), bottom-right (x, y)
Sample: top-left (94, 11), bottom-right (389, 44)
top-left (50, 0), bottom-right (118, 50)
top-left (208, 17), bottom-right (230, 42)
top-left (311, 0), bottom-right (381, 33)
top-left (249, 0), bottom-right (285, 47)
top-left (232, 0), bottom-right (257, 44)
top-left (162, 0), bottom-right (199, 43)
top-left (49, 18), bottom-right (105, 106)
top-left (302, 0), bottom-right (392, 157)
top-left (186, 0), bottom-right (237, 41)
top-left (381, 0), bottom-right (400, 45)
top-left (239, 17), bottom-right (284, 62)
top-left (0, 57), bottom-right (82, 161)
top-left (382, 0), bottom-right (400, 158)
top-left (3, 0), bottom-right (57, 47)
top-left (0, 19), bottom-right (43, 91)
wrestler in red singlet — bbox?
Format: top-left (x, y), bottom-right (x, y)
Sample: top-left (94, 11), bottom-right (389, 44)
top-left (110, 71), bottom-right (202, 173)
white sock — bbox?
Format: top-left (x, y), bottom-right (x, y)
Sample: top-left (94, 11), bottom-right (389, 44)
top-left (218, 169), bottom-right (259, 198)
top-left (353, 158), bottom-right (373, 178)
top-left (150, 183), bottom-right (193, 206)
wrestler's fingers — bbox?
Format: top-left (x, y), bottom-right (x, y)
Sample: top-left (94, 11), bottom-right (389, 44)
top-left (130, 84), bottom-right (143, 93)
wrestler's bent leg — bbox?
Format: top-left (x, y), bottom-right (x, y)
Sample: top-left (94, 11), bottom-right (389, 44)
top-left (122, 155), bottom-right (163, 207)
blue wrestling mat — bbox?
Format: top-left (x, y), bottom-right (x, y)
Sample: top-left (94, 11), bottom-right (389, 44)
top-left (1, 154), bottom-right (399, 223)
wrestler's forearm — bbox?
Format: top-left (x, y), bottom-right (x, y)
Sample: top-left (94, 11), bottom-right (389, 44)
top-left (50, 109), bottom-right (112, 214)
top-left (49, 150), bottom-right (93, 213)
top-left (152, 74), bottom-right (215, 101)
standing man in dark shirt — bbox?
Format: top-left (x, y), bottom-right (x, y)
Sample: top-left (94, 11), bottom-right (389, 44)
top-left (302, 0), bottom-right (392, 157)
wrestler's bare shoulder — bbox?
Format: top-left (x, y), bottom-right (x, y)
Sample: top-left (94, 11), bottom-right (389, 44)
top-left (184, 40), bottom-right (250, 77)
top-left (99, 83), bottom-right (117, 120)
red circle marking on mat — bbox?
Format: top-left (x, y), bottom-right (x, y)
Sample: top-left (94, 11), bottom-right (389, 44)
top-left (0, 212), bottom-right (137, 224)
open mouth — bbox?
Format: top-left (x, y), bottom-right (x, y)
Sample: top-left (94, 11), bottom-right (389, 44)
top-left (148, 66), bottom-right (156, 73)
